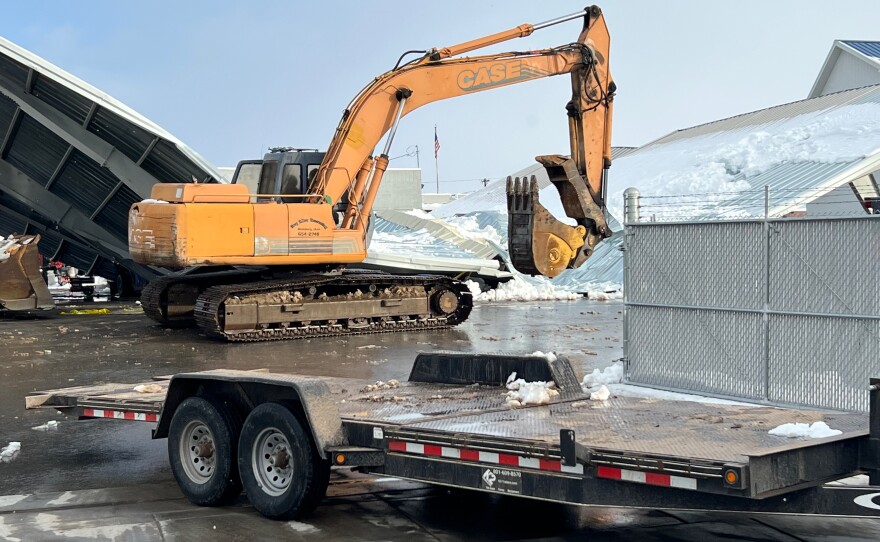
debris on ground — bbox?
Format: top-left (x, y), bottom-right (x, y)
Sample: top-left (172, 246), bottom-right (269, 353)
top-left (32, 420), bottom-right (59, 431)
top-left (60, 308), bottom-right (111, 316)
top-left (361, 379), bottom-right (400, 393)
top-left (133, 384), bottom-right (164, 394)
top-left (768, 421), bottom-right (842, 439)
top-left (0, 442), bottom-right (21, 463)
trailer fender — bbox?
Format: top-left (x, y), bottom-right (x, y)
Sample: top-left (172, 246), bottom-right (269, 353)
top-left (153, 372), bottom-right (344, 459)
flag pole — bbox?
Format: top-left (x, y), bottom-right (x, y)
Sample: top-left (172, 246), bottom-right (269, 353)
top-left (434, 124), bottom-right (440, 193)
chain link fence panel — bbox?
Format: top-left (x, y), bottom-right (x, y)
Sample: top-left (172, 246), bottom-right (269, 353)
top-left (625, 215), bottom-right (880, 412)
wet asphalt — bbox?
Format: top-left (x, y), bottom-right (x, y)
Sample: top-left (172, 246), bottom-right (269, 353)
top-left (2, 299), bottom-right (879, 540)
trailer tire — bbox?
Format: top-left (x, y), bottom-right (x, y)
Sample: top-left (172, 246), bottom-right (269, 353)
top-left (237, 402), bottom-right (326, 519)
top-left (168, 396), bottom-right (243, 506)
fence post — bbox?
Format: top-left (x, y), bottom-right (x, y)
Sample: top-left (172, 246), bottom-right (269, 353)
top-left (624, 187), bottom-right (641, 225)
top-left (762, 186), bottom-right (771, 401)
top-left (622, 188), bottom-right (640, 379)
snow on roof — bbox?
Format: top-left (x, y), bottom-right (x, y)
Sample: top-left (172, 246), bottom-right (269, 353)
top-left (419, 85), bottom-right (880, 293)
top-left (606, 84), bottom-right (880, 221)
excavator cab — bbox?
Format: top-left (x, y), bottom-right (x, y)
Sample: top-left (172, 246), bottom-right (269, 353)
top-left (232, 148), bottom-right (324, 203)
top-left (0, 234), bottom-right (54, 311)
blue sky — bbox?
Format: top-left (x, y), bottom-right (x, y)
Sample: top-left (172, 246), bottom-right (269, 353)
top-left (3, 1), bottom-right (879, 191)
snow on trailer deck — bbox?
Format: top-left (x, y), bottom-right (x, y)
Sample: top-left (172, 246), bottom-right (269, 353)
top-left (25, 353), bottom-right (870, 500)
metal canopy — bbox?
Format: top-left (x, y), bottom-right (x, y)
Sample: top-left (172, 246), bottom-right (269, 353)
top-left (0, 36), bottom-right (223, 280)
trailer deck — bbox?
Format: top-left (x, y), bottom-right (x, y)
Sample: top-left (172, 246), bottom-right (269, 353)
top-left (27, 352), bottom-right (871, 504)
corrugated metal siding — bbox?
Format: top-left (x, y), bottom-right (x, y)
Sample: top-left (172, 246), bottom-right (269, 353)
top-left (0, 211), bottom-right (26, 235)
top-left (94, 184), bottom-right (139, 239)
top-left (36, 229), bottom-right (62, 261)
top-left (91, 257), bottom-right (116, 278)
top-left (5, 114), bottom-right (68, 185)
top-left (842, 41), bottom-right (880, 59)
top-left (51, 149), bottom-right (120, 215)
top-left (718, 161), bottom-right (858, 216)
top-left (611, 146), bottom-right (639, 160)
top-left (0, 54), bottom-right (27, 90)
top-left (820, 50), bottom-right (880, 97)
top-left (141, 138), bottom-right (210, 183)
top-left (87, 106), bottom-right (154, 163)
top-left (55, 239), bottom-right (94, 270)
top-left (0, 93), bottom-right (16, 135)
top-left (31, 73), bottom-right (92, 126)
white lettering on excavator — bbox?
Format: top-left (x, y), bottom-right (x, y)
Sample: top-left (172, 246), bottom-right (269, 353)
top-left (130, 228), bottom-right (156, 250)
top-left (457, 61), bottom-right (524, 91)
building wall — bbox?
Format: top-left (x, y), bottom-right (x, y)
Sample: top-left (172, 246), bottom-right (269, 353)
top-left (817, 51), bottom-right (880, 96)
top-left (373, 168), bottom-right (423, 211)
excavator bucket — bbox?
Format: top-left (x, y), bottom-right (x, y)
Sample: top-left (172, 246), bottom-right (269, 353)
top-left (507, 155), bottom-right (611, 278)
top-left (505, 6), bottom-right (614, 278)
top-left (0, 234), bottom-right (54, 311)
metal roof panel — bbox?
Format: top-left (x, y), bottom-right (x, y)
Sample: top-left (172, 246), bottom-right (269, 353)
top-left (841, 41), bottom-right (880, 59)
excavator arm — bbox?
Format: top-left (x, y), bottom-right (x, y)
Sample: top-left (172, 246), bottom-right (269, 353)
top-left (309, 6), bottom-right (615, 276)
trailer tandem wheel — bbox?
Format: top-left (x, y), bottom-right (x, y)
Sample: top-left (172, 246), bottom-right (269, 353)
top-left (237, 402), bottom-right (330, 519)
top-left (167, 396), bottom-right (243, 506)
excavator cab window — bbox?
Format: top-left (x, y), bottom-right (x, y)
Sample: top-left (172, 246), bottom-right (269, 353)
top-left (257, 160), bottom-right (279, 196)
top-left (307, 164), bottom-right (320, 188)
top-left (280, 164), bottom-right (303, 203)
top-left (232, 161), bottom-right (263, 201)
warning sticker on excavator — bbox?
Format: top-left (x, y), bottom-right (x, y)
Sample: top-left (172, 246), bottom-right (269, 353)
top-left (345, 122), bottom-right (366, 149)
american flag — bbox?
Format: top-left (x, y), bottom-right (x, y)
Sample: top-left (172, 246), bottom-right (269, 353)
top-left (434, 127), bottom-right (440, 158)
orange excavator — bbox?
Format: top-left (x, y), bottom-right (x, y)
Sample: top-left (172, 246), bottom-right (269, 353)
top-left (129, 6), bottom-right (615, 341)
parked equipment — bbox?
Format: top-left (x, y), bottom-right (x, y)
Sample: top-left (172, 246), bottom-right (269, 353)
top-left (27, 353), bottom-right (880, 521)
top-left (129, 6), bottom-right (614, 341)
top-left (0, 234), bottom-right (53, 311)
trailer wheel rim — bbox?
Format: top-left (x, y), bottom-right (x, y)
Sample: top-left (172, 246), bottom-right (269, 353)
top-left (180, 421), bottom-right (216, 484)
top-left (252, 427), bottom-right (294, 496)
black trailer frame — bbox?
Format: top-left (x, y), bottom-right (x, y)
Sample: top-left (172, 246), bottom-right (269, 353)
top-left (25, 353), bottom-right (880, 519)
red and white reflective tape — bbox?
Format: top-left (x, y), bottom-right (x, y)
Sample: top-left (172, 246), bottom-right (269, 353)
top-left (388, 440), bottom-right (584, 474)
top-left (82, 408), bottom-right (159, 423)
top-left (597, 465), bottom-right (697, 490)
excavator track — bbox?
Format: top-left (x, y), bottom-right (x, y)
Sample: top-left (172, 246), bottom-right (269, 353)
top-left (192, 271), bottom-right (473, 342)
top-left (141, 270), bottom-right (264, 327)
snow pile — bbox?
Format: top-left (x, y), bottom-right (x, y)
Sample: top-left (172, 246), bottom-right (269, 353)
top-left (768, 421), bottom-right (843, 439)
top-left (1, 441), bottom-right (21, 463)
top-left (467, 276), bottom-right (580, 303)
top-left (586, 290), bottom-right (623, 301)
top-left (443, 215), bottom-right (503, 245)
top-left (582, 362), bottom-right (624, 389)
top-left (582, 362), bottom-right (625, 402)
top-left (504, 372), bottom-right (558, 407)
top-left (531, 351), bottom-right (557, 362)
top-left (133, 383), bottom-right (164, 394)
top-left (140, 198), bottom-right (169, 204)
top-left (590, 385), bottom-right (611, 401)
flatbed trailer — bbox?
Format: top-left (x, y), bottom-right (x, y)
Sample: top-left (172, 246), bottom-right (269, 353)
top-left (25, 352), bottom-right (880, 520)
